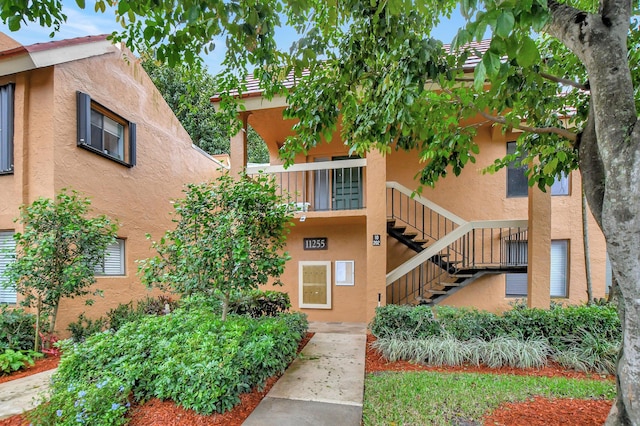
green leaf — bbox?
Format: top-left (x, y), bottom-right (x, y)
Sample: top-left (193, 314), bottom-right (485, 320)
top-left (117, 1), bottom-right (130, 15)
top-left (474, 61), bottom-right (487, 91)
top-left (495, 11), bottom-right (515, 38)
top-left (482, 50), bottom-right (501, 78)
top-left (516, 38), bottom-right (540, 68)
top-left (7, 16), bottom-right (21, 31)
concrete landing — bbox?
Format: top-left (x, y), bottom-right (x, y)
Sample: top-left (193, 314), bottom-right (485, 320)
top-left (0, 368), bottom-right (55, 419)
top-left (243, 322), bottom-right (367, 426)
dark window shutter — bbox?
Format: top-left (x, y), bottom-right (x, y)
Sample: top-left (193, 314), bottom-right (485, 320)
top-left (0, 84), bottom-right (15, 173)
top-left (129, 122), bottom-right (136, 166)
top-left (76, 91), bottom-right (91, 147)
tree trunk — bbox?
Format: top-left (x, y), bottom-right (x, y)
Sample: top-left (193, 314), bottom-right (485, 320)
top-left (49, 297), bottom-right (60, 335)
top-left (34, 296), bottom-right (42, 353)
top-left (221, 293), bottom-right (230, 321)
top-left (582, 190), bottom-right (593, 302)
top-left (546, 2), bottom-right (639, 423)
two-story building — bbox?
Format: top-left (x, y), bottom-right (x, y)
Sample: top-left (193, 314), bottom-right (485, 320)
top-left (214, 42), bottom-right (609, 323)
top-left (0, 33), bottom-right (225, 333)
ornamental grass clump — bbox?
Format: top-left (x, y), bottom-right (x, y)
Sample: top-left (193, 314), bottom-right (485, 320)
top-left (369, 302), bottom-right (620, 373)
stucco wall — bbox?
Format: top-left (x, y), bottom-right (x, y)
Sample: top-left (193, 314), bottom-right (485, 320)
top-left (385, 127), bottom-right (608, 313)
top-left (238, 98), bottom-right (608, 320)
top-left (0, 44), bottom-right (225, 335)
top-left (271, 218), bottom-right (369, 322)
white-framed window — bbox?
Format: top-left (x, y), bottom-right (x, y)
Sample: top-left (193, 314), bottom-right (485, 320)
top-left (95, 238), bottom-right (125, 276)
top-left (335, 260), bottom-right (355, 286)
top-left (0, 231), bottom-right (16, 304)
top-left (0, 84), bottom-right (14, 174)
top-left (299, 261), bottom-right (331, 309)
top-left (550, 240), bottom-right (569, 297)
top-left (77, 92), bottom-right (136, 167)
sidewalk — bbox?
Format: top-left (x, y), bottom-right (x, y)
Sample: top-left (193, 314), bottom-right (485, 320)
top-left (0, 368), bottom-right (55, 419)
top-left (243, 321), bottom-right (367, 426)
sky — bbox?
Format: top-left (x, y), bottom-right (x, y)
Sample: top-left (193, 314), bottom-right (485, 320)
top-left (0, 1), bottom-right (467, 75)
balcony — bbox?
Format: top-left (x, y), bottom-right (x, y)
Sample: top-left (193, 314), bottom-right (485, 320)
top-left (246, 158), bottom-right (366, 217)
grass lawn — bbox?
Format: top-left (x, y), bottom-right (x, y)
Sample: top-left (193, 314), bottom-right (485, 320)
top-left (362, 371), bottom-right (615, 426)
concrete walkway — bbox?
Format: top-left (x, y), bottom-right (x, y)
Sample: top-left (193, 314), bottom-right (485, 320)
top-left (243, 321), bottom-right (367, 426)
top-left (0, 368), bottom-right (55, 419)
top-left (0, 321), bottom-right (368, 424)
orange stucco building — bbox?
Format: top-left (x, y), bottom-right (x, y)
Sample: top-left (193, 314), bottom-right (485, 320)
top-left (0, 33), bottom-right (225, 333)
top-left (216, 45), bottom-right (609, 324)
top-left (0, 32), bottom-right (609, 333)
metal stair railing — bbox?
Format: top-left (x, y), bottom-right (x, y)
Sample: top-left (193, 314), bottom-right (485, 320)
top-left (387, 220), bottom-right (528, 305)
top-left (385, 181), bottom-right (527, 304)
top-left (386, 181), bottom-right (466, 244)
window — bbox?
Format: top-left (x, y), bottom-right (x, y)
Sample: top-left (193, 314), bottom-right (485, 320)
top-left (505, 240), bottom-right (569, 298)
top-left (335, 260), bottom-right (355, 286)
top-left (0, 84), bottom-right (14, 174)
top-left (507, 142), bottom-right (570, 197)
top-left (550, 172), bottom-right (570, 196)
top-left (95, 239), bottom-right (125, 276)
top-left (506, 274), bottom-right (527, 297)
top-left (77, 92), bottom-right (136, 167)
top-left (299, 261), bottom-right (331, 309)
top-left (505, 239), bottom-right (528, 297)
top-left (550, 240), bottom-right (569, 297)
top-left (0, 231), bottom-right (16, 304)
top-left (506, 142), bottom-right (528, 197)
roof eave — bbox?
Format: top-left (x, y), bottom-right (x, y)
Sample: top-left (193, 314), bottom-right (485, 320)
top-left (0, 36), bottom-right (116, 77)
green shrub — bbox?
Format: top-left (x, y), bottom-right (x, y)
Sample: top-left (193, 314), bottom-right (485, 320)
top-left (0, 305), bottom-right (36, 351)
top-left (30, 308), bottom-right (308, 424)
top-left (29, 374), bottom-right (131, 426)
top-left (67, 314), bottom-right (108, 343)
top-left (370, 303), bottom-right (620, 373)
top-left (135, 295), bottom-right (178, 316)
top-left (369, 305), bottom-right (441, 339)
top-left (502, 303), bottom-right (621, 350)
top-left (105, 296), bottom-right (179, 332)
top-left (230, 290), bottom-right (291, 317)
top-left (177, 293), bottom-right (223, 313)
top-left (105, 302), bottom-right (138, 332)
top-left (433, 306), bottom-right (508, 341)
top-left (0, 349), bottom-right (42, 374)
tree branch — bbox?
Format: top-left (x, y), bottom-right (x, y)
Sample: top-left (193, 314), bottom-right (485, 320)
top-left (476, 109), bottom-right (577, 141)
top-left (539, 72), bottom-right (589, 91)
top-left (545, 1), bottom-right (591, 60)
top-left (444, 88), bottom-right (577, 141)
top-left (457, 72), bottom-right (589, 91)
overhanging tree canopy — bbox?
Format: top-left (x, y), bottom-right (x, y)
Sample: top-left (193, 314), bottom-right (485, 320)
top-left (3, 0), bottom-right (639, 424)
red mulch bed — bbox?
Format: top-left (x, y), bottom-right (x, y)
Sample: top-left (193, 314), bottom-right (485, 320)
top-left (0, 333), bottom-right (615, 426)
top-left (0, 354), bottom-right (60, 385)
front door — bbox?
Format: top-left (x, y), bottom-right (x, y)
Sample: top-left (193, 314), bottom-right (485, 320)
top-left (332, 156), bottom-right (362, 210)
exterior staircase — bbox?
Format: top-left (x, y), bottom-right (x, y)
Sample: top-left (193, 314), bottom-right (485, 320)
top-left (385, 182), bottom-right (528, 305)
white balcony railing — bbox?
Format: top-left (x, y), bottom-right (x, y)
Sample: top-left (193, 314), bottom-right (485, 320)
top-left (247, 159), bottom-right (367, 212)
